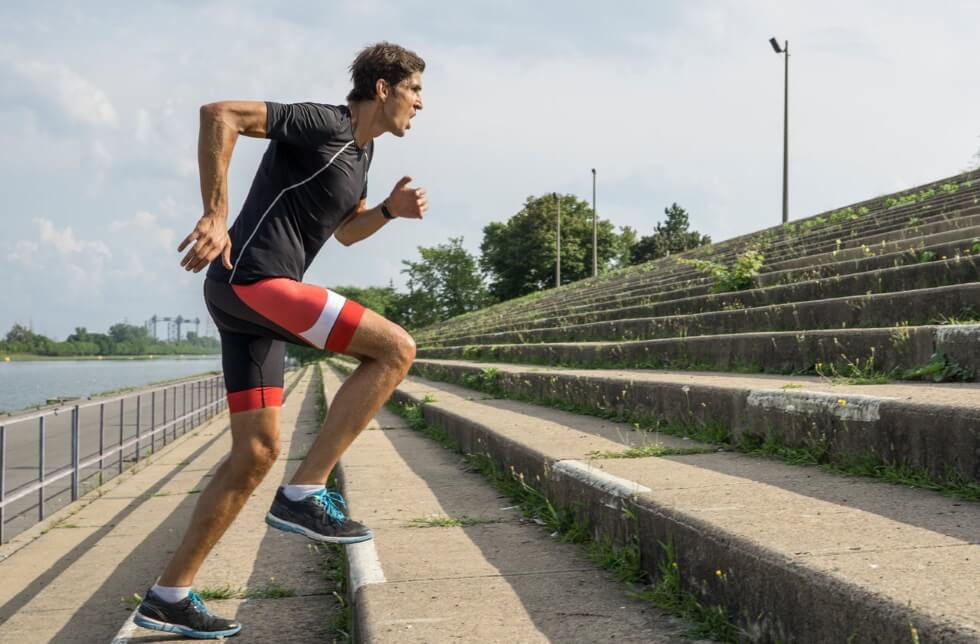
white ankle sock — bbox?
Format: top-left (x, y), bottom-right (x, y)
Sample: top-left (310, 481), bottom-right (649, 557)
top-left (151, 583), bottom-right (191, 604)
top-left (283, 484), bottom-right (324, 501)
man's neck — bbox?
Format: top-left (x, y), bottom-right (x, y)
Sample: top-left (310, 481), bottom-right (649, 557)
top-left (348, 101), bottom-right (383, 148)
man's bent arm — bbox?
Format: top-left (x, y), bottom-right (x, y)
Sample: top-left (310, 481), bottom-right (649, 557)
top-left (334, 177), bottom-right (428, 246)
top-left (179, 101), bottom-right (268, 272)
top-left (334, 200), bottom-right (390, 246)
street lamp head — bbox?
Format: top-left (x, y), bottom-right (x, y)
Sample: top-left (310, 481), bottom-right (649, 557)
top-left (591, 168), bottom-right (596, 175)
top-left (769, 37), bottom-right (783, 54)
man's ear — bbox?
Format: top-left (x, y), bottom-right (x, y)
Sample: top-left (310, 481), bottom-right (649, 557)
top-left (375, 78), bottom-right (388, 101)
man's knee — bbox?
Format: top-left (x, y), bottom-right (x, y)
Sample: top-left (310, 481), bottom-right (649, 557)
top-left (230, 433), bottom-right (281, 479)
top-left (396, 331), bottom-right (416, 371)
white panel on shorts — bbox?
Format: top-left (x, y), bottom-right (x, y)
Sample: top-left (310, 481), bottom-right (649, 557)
top-left (298, 290), bottom-right (347, 349)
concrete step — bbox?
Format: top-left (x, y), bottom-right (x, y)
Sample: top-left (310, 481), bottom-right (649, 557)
top-left (0, 368), bottom-right (334, 644)
top-left (322, 368), bottom-right (706, 643)
top-left (427, 254), bottom-right (980, 341)
top-left (425, 282), bottom-right (980, 348)
top-left (418, 230), bottom-right (980, 343)
top-left (408, 357), bottom-right (980, 485)
top-left (373, 369), bottom-right (980, 643)
top-left (418, 323), bottom-right (980, 389)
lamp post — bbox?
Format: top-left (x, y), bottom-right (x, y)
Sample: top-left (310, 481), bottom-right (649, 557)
top-left (554, 192), bottom-right (561, 288)
top-left (591, 168), bottom-right (598, 277)
top-left (769, 37), bottom-right (789, 224)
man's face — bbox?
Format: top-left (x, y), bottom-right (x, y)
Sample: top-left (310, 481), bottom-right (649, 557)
top-left (385, 71), bottom-right (423, 137)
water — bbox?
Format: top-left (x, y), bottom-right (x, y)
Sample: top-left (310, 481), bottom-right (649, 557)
top-left (0, 357), bottom-right (222, 413)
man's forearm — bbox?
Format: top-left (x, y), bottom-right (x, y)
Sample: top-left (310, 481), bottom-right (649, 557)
top-left (197, 105), bottom-right (239, 219)
top-left (336, 205), bottom-right (391, 246)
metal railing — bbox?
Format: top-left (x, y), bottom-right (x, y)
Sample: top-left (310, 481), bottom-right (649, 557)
top-left (0, 374), bottom-right (227, 543)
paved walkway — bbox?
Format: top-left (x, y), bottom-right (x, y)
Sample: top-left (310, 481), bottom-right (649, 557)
top-left (325, 367), bottom-right (703, 643)
top-left (0, 367), bottom-right (339, 643)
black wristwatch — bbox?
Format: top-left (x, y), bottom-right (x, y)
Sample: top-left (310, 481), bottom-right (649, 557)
top-left (381, 200), bottom-right (396, 220)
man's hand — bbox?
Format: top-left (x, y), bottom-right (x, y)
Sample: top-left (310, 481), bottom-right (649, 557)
top-left (178, 214), bottom-right (233, 273)
top-left (387, 176), bottom-right (428, 219)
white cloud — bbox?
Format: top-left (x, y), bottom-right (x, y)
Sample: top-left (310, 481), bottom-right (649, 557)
top-left (7, 240), bottom-right (39, 268)
top-left (111, 210), bottom-right (177, 253)
top-left (2, 59), bottom-right (118, 128)
top-left (35, 217), bottom-right (110, 257)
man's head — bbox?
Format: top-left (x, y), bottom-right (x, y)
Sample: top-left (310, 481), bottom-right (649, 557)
top-left (347, 42), bottom-right (425, 137)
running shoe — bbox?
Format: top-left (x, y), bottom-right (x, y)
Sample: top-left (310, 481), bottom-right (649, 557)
top-left (265, 486), bottom-right (373, 543)
top-left (134, 588), bottom-right (242, 639)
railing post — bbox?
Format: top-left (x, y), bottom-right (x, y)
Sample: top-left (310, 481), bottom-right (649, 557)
top-left (38, 416), bottom-right (45, 521)
top-left (172, 385), bottom-right (177, 441)
top-left (135, 394), bottom-right (141, 463)
top-left (182, 383), bottom-right (187, 435)
top-left (71, 406), bottom-right (80, 502)
top-left (118, 398), bottom-right (124, 474)
top-left (0, 425), bottom-right (5, 544)
top-left (99, 403), bottom-right (105, 474)
top-left (162, 388), bottom-right (168, 446)
top-left (151, 390), bottom-right (156, 454)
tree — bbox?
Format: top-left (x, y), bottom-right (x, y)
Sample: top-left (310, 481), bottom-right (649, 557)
top-left (631, 203), bottom-right (711, 265)
top-left (397, 237), bottom-right (489, 329)
top-left (480, 194), bottom-right (625, 301)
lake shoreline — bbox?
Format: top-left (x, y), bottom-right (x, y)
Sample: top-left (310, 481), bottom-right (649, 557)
top-left (1, 353), bottom-right (219, 363)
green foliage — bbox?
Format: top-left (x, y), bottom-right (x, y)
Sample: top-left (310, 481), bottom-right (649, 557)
top-left (883, 187), bottom-right (937, 209)
top-left (680, 249), bottom-right (764, 293)
top-left (827, 206), bottom-right (868, 224)
top-left (0, 323), bottom-right (219, 357)
top-left (479, 193), bottom-right (626, 301)
top-left (900, 351), bottom-right (975, 383)
top-left (630, 203), bottom-right (711, 265)
top-left (397, 236), bottom-right (491, 329)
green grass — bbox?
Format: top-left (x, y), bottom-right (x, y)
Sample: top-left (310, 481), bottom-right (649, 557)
top-left (587, 443), bottom-right (715, 459)
top-left (405, 515), bottom-right (501, 528)
top-left (121, 592), bottom-right (143, 609)
top-left (241, 583), bottom-right (296, 599)
top-left (196, 585), bottom-right (240, 600)
top-left (194, 584), bottom-right (296, 601)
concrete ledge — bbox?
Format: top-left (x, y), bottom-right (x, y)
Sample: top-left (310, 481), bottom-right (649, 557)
top-left (410, 359), bottom-right (980, 483)
top-left (417, 324), bottom-right (980, 384)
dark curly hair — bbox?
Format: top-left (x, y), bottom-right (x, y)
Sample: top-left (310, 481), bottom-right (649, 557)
top-left (347, 42), bottom-right (426, 103)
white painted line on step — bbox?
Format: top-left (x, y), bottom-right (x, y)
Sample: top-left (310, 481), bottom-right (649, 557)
top-left (747, 389), bottom-right (896, 422)
top-left (109, 609), bottom-right (139, 644)
top-left (555, 460), bottom-right (652, 497)
top-left (347, 539), bottom-right (386, 593)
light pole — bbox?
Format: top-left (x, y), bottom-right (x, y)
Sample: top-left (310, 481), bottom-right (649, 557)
top-left (554, 192), bottom-right (561, 288)
top-left (769, 37), bottom-right (789, 224)
top-left (591, 168), bottom-right (598, 277)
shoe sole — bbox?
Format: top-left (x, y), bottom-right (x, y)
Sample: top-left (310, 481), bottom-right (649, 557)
top-left (265, 512), bottom-right (374, 544)
top-left (133, 613), bottom-right (242, 639)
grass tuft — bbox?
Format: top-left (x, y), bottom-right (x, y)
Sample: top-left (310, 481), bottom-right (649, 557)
top-left (406, 515), bottom-right (501, 528)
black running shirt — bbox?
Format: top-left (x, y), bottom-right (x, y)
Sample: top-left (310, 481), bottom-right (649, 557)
top-left (208, 102), bottom-right (374, 284)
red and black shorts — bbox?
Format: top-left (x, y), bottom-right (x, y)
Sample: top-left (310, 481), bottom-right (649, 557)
top-left (204, 277), bottom-right (366, 413)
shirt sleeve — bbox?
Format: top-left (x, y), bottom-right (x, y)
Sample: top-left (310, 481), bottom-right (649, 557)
top-left (265, 102), bottom-right (341, 148)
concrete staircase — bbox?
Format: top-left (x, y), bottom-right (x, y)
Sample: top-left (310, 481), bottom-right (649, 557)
top-left (335, 170), bottom-right (980, 642)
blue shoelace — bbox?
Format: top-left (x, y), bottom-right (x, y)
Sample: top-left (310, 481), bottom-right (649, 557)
top-left (188, 591), bottom-right (211, 615)
top-left (309, 489), bottom-right (348, 523)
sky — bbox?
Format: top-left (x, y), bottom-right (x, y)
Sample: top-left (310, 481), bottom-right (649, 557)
top-left (1, 1), bottom-right (979, 340)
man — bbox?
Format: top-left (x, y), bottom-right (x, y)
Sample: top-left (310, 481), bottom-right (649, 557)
top-left (134, 42), bottom-right (426, 639)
